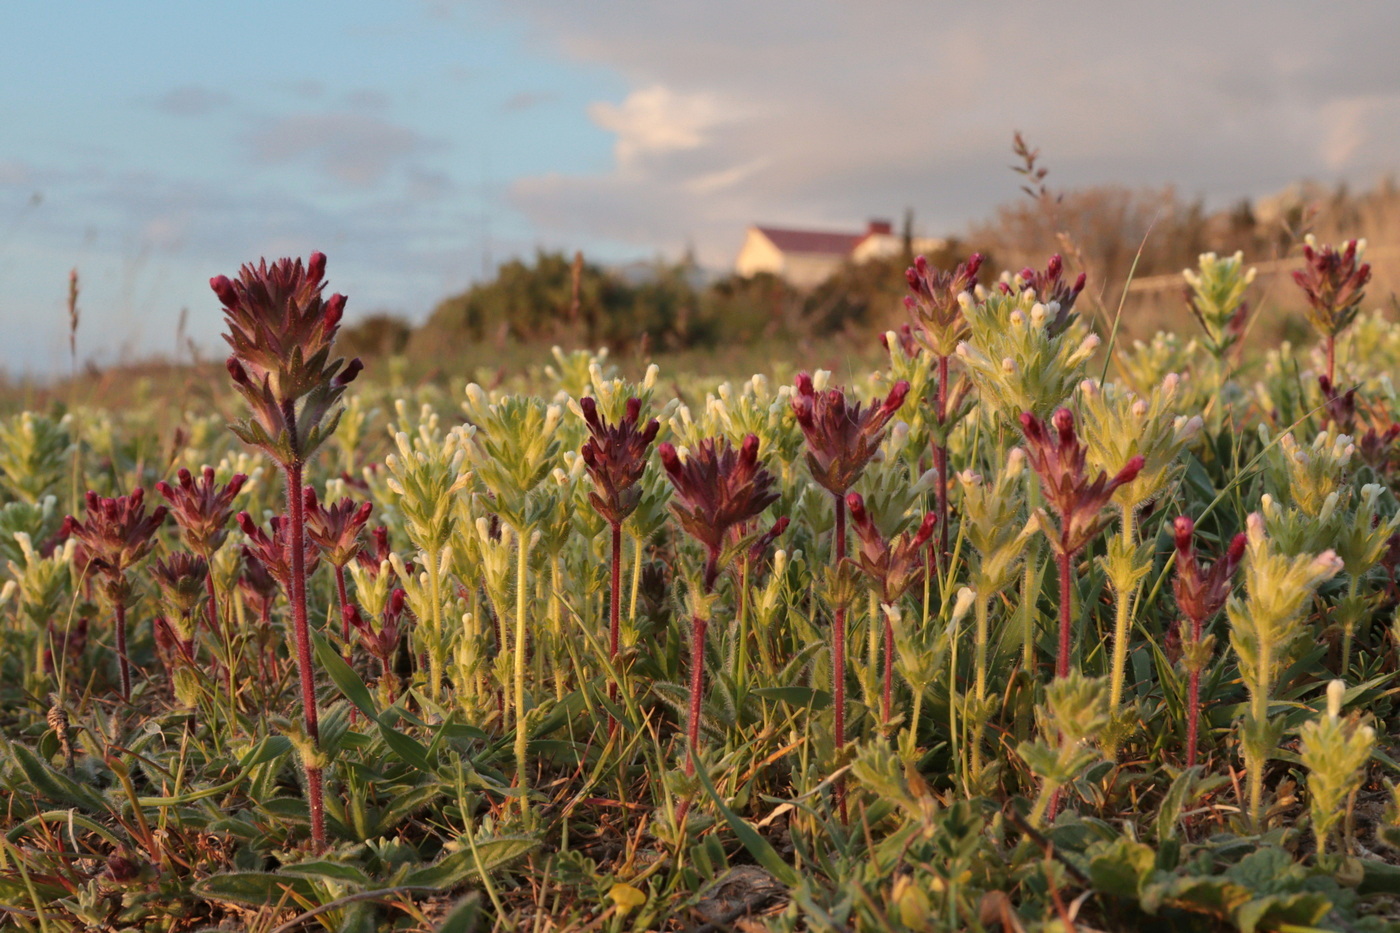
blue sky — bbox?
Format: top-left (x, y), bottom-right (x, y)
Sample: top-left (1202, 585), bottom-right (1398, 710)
top-left (3, 1), bottom-right (1398, 376)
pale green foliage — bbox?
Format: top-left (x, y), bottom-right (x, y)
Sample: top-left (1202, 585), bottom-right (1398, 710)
top-left (463, 385), bottom-right (563, 530)
top-left (7, 533), bottom-right (76, 629)
top-left (1229, 513), bottom-right (1344, 828)
top-left (1182, 251), bottom-right (1255, 360)
top-left (1298, 680), bottom-right (1375, 855)
top-left (889, 602), bottom-right (950, 709)
top-left (564, 359), bottom-right (666, 426)
top-left (1079, 375), bottom-right (1201, 511)
top-left (1332, 484), bottom-right (1398, 579)
top-left (384, 402), bottom-right (472, 557)
top-left (1230, 515), bottom-right (1344, 703)
top-left (957, 449), bottom-right (1034, 596)
top-left (1326, 310), bottom-right (1400, 386)
top-left (544, 345), bottom-right (615, 400)
top-left (956, 289), bottom-right (1099, 425)
top-left (0, 411), bottom-right (73, 505)
top-left (0, 495), bottom-right (61, 566)
top-left (1117, 331), bottom-right (1198, 398)
top-left (1017, 671), bottom-right (1110, 826)
top-left (1261, 429), bottom-right (1354, 518)
top-left (668, 373), bottom-right (802, 468)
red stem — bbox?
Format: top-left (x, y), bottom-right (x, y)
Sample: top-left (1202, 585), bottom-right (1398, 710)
top-left (1186, 616), bottom-right (1204, 769)
top-left (833, 494), bottom-right (847, 750)
top-left (115, 598), bottom-right (131, 702)
top-left (1186, 668), bottom-right (1201, 771)
top-left (206, 572), bottom-right (235, 702)
top-left (1326, 333), bottom-right (1336, 386)
top-left (608, 521), bottom-right (622, 738)
top-left (285, 458), bottom-right (325, 852)
top-left (934, 353), bottom-right (950, 569)
top-left (832, 493), bottom-right (849, 821)
top-left (881, 611), bottom-right (893, 725)
top-left (1057, 547), bottom-right (1074, 679)
top-left (334, 565), bottom-right (352, 662)
top-left (684, 549), bottom-right (720, 777)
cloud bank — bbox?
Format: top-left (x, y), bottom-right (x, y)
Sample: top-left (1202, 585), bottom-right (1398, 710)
top-left (504, 0), bottom-right (1400, 267)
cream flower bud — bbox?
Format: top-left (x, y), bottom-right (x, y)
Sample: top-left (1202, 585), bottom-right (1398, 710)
top-left (1327, 679), bottom-right (1346, 720)
top-left (953, 585), bottom-right (977, 623)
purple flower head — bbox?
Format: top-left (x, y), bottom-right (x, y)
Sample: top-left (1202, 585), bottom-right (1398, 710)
top-left (846, 493), bottom-right (937, 601)
top-left (152, 552), bottom-right (210, 617)
top-left (579, 395), bottom-right (660, 526)
top-left (791, 373), bottom-right (909, 496)
top-left (1019, 408), bottom-right (1144, 556)
top-left (1002, 254), bottom-right (1085, 337)
top-left (237, 510), bottom-right (319, 591)
top-left (153, 615), bottom-right (197, 668)
top-left (904, 253), bottom-right (983, 355)
top-left (1292, 238), bottom-right (1371, 338)
top-left (237, 545), bottom-right (280, 615)
top-left (880, 324), bottom-right (922, 359)
top-left (659, 434), bottom-right (779, 561)
top-left (302, 486), bottom-right (373, 567)
top-left (213, 252), bottom-right (363, 465)
top-left (156, 466), bottom-right (248, 557)
top-left (1172, 516), bottom-right (1246, 626)
top-left (64, 488), bottom-right (168, 595)
top-left (350, 587), bottom-right (411, 666)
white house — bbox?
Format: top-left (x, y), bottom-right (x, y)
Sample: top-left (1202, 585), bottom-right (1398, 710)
top-left (735, 220), bottom-right (945, 288)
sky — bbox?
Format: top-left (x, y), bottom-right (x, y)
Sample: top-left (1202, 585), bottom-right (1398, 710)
top-left (2, 1), bottom-right (1398, 377)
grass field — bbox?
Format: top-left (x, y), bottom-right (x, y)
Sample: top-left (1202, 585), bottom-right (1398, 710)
top-left (2, 245), bottom-right (1400, 932)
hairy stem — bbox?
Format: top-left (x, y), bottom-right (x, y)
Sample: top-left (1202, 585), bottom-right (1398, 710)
top-left (608, 522), bottom-right (622, 738)
top-left (334, 565), bottom-right (352, 663)
top-left (934, 353), bottom-right (950, 569)
top-left (513, 525), bottom-right (532, 821)
top-left (285, 459), bottom-right (325, 852)
top-left (114, 598), bottom-right (131, 703)
top-left (1108, 508), bottom-right (1137, 711)
top-left (1057, 546), bottom-right (1074, 680)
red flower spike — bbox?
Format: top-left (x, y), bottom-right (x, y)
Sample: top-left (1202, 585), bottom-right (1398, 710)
top-left (1171, 516), bottom-right (1246, 627)
top-left (152, 552), bottom-right (210, 618)
top-left (846, 492), bottom-right (937, 602)
top-left (156, 466), bottom-right (248, 558)
top-left (1020, 408), bottom-right (1143, 557)
top-left (903, 253), bottom-right (982, 354)
top-left (302, 487), bottom-right (373, 567)
top-left (579, 395), bottom-right (661, 526)
top-left (791, 374), bottom-right (909, 496)
top-left (64, 488), bottom-right (168, 593)
top-left (237, 510), bottom-right (320, 591)
top-left (659, 435), bottom-right (779, 571)
top-left (1292, 239), bottom-right (1371, 334)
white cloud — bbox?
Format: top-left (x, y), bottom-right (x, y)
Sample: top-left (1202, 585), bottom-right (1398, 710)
top-left (246, 112), bottom-right (435, 188)
top-left (503, 1), bottom-right (1400, 268)
top-left (588, 85), bottom-right (726, 167)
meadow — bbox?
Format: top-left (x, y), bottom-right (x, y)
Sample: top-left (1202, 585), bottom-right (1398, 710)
top-left (1, 241), bottom-right (1399, 932)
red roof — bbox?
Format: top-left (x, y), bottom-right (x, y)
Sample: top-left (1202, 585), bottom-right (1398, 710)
top-left (755, 226), bottom-right (863, 256)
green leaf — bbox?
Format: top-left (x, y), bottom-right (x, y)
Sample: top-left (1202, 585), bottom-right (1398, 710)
top-left (6, 742), bottom-right (106, 812)
top-left (402, 836), bottom-right (539, 887)
top-left (314, 630), bottom-right (434, 772)
top-left (314, 629), bottom-right (378, 719)
top-left (238, 735), bottom-right (292, 769)
top-left (693, 755), bottom-right (798, 888)
top-left (752, 686), bottom-right (832, 710)
top-left (436, 893), bottom-right (482, 933)
top-left (280, 860), bottom-right (372, 886)
top-left (1087, 837), bottom-right (1154, 898)
top-left (192, 871), bottom-right (322, 907)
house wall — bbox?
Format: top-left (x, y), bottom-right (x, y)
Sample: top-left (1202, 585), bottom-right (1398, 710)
top-left (735, 228), bottom-right (786, 278)
top-left (782, 253), bottom-right (847, 288)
